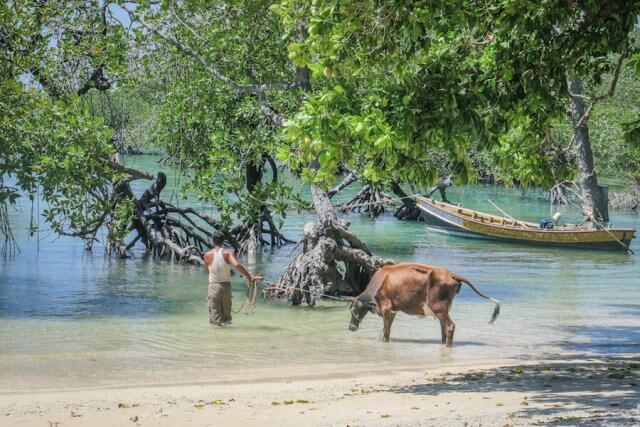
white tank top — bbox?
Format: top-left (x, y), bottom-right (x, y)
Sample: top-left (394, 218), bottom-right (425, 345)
top-left (208, 248), bottom-right (231, 283)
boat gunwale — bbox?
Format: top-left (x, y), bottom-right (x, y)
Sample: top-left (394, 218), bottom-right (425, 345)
top-left (414, 196), bottom-right (636, 236)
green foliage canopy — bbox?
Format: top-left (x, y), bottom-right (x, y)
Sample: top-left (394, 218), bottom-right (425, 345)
top-left (276, 1), bottom-right (640, 189)
top-left (1, 1), bottom-right (130, 239)
top-left (125, 0), bottom-right (307, 227)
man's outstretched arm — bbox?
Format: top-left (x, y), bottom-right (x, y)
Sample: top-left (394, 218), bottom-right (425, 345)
top-left (225, 250), bottom-right (263, 282)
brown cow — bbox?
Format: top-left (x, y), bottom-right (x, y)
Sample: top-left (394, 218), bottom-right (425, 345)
top-left (348, 263), bottom-right (500, 346)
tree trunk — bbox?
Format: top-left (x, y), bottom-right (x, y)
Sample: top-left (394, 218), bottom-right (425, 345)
top-left (236, 158), bottom-right (293, 254)
top-left (265, 185), bottom-right (393, 305)
top-left (391, 182), bottom-right (421, 220)
top-left (264, 35), bottom-right (391, 304)
top-left (567, 78), bottom-right (609, 222)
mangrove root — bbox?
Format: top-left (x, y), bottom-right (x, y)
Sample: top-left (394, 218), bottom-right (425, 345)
top-left (264, 186), bottom-right (393, 305)
top-left (336, 185), bottom-right (400, 218)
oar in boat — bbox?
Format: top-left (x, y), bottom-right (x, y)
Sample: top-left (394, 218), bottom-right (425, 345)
top-left (487, 199), bottom-right (532, 229)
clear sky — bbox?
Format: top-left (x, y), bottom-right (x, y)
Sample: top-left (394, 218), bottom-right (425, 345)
top-left (108, 2), bottom-right (133, 29)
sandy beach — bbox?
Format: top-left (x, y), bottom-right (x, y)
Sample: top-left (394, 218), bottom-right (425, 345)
top-left (2, 356), bottom-right (638, 426)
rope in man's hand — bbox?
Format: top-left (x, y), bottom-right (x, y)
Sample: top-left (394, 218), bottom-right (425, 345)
top-left (232, 280), bottom-right (260, 315)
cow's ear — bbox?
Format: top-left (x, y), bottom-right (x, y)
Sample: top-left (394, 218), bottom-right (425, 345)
top-left (366, 301), bottom-right (377, 312)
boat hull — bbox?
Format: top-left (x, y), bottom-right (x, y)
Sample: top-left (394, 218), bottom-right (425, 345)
top-left (416, 197), bottom-right (635, 251)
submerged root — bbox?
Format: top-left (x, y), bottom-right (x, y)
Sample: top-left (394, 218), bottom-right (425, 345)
top-left (232, 210), bottom-right (295, 256)
top-left (118, 173), bottom-right (294, 263)
top-left (0, 197), bottom-right (19, 259)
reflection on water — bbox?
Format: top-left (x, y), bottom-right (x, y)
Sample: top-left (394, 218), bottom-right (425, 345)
top-left (1, 156), bottom-right (639, 390)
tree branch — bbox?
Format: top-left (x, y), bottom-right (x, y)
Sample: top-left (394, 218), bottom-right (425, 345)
top-left (119, 3), bottom-right (301, 96)
top-left (594, 52), bottom-right (626, 102)
top-left (328, 168), bottom-right (358, 198)
top-left (565, 52), bottom-right (626, 150)
top-left (102, 158), bottom-right (154, 180)
top-left (570, 2), bottom-right (619, 33)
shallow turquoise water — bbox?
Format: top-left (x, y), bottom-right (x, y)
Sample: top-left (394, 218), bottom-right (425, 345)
top-left (1, 156), bottom-right (639, 390)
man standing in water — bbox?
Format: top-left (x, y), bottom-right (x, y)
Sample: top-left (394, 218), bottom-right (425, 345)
top-left (204, 231), bottom-right (263, 327)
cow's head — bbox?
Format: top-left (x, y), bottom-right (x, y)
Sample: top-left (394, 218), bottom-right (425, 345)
top-left (349, 297), bottom-right (376, 331)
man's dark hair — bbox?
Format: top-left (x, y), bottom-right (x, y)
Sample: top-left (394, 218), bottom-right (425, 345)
top-left (211, 231), bottom-right (225, 246)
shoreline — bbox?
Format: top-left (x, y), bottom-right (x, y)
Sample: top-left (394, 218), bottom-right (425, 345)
top-left (1, 357), bottom-right (519, 395)
top-left (2, 356), bottom-right (638, 426)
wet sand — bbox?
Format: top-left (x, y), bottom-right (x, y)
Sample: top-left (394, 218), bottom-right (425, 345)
top-left (2, 356), bottom-right (638, 426)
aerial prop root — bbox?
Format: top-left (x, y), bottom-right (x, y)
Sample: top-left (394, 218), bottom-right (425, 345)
top-left (337, 185), bottom-right (400, 217)
top-left (264, 217), bottom-right (392, 305)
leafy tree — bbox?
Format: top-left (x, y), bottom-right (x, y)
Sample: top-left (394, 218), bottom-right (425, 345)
top-left (479, 1), bottom-right (638, 222)
top-left (277, 1), bottom-right (486, 186)
top-left (117, 0), bottom-right (310, 253)
top-left (115, 1), bottom-right (390, 300)
top-left (276, 1), bottom-right (640, 223)
top-left (1, 1), bottom-right (132, 256)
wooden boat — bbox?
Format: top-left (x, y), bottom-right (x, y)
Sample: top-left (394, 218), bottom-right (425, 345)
top-left (415, 196), bottom-right (636, 251)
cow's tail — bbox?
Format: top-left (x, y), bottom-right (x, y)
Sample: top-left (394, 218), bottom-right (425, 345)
top-left (453, 274), bottom-right (500, 324)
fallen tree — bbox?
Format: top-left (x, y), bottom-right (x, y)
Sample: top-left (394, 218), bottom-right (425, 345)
top-left (74, 160), bottom-right (236, 265)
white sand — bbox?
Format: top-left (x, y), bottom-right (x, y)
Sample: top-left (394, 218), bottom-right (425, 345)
top-left (2, 357), bottom-right (639, 426)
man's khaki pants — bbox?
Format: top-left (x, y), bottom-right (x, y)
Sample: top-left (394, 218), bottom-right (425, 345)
top-left (208, 282), bottom-right (232, 326)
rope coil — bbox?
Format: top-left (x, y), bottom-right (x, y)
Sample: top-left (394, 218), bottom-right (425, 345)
top-left (232, 281), bottom-right (260, 314)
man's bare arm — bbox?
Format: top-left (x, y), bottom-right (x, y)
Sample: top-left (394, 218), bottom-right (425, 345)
top-left (225, 250), bottom-right (263, 282)
top-left (203, 251), bottom-right (211, 273)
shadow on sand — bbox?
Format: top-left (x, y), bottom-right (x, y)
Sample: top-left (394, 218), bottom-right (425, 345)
top-left (389, 357), bottom-right (640, 425)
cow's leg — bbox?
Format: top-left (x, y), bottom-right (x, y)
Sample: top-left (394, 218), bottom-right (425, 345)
top-left (432, 306), bottom-right (455, 347)
top-left (382, 311), bottom-right (396, 342)
top-left (439, 317), bottom-right (447, 344)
